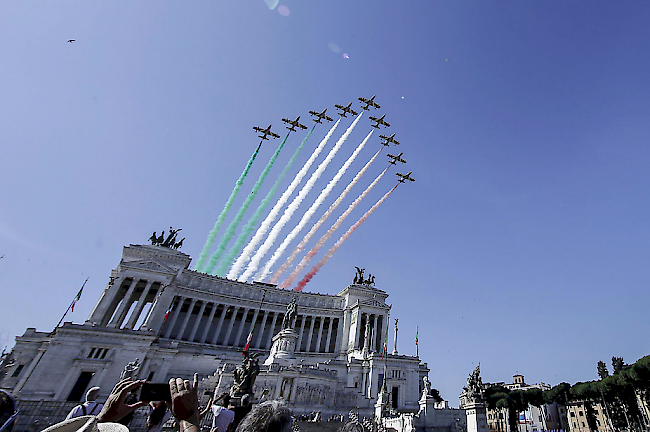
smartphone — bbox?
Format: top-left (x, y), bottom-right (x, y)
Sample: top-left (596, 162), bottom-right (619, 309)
top-left (139, 383), bottom-right (171, 402)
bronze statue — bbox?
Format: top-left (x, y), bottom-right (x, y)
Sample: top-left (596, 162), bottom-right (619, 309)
top-left (281, 298), bottom-right (297, 330)
top-left (173, 237), bottom-right (185, 250)
top-left (162, 227), bottom-right (182, 247)
top-left (230, 352), bottom-right (261, 398)
top-left (149, 232), bottom-right (158, 245)
top-left (149, 228), bottom-right (183, 248)
top-left (156, 231), bottom-right (165, 245)
top-left (354, 267), bottom-right (365, 284)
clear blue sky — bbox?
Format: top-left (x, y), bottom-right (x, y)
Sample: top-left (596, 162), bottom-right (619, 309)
top-left (1, 0), bottom-right (649, 402)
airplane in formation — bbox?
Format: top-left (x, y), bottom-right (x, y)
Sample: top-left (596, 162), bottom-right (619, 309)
top-left (282, 116), bottom-right (308, 132)
top-left (387, 152), bottom-right (406, 165)
top-left (396, 171), bottom-right (415, 183)
top-left (335, 102), bottom-right (358, 117)
top-left (358, 95), bottom-right (380, 110)
top-left (369, 114), bottom-right (390, 129)
top-left (253, 125), bottom-right (280, 140)
top-left (379, 133), bottom-right (400, 146)
top-left (308, 108), bottom-right (334, 124)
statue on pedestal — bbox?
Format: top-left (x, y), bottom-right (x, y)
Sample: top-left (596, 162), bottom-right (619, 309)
top-left (230, 352), bottom-right (261, 398)
top-left (422, 376), bottom-right (432, 399)
top-left (281, 298), bottom-right (297, 330)
top-left (149, 227), bottom-right (184, 249)
top-left (463, 364), bottom-right (483, 403)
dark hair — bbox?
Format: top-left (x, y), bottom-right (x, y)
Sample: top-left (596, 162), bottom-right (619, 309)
top-left (146, 401), bottom-right (168, 429)
top-left (235, 400), bottom-right (292, 432)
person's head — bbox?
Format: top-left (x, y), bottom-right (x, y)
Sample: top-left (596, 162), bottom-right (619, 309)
top-left (235, 400), bottom-right (292, 432)
top-left (220, 394), bottom-right (231, 408)
top-left (85, 387), bottom-right (101, 403)
top-left (0, 390), bottom-right (18, 432)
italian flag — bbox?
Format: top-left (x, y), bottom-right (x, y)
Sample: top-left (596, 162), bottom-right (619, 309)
top-left (381, 313), bottom-right (390, 360)
top-left (243, 330), bottom-right (253, 356)
top-left (163, 306), bottom-right (173, 323)
top-left (71, 286), bottom-right (83, 312)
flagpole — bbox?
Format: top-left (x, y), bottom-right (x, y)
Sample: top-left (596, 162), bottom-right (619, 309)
top-left (56, 278), bottom-right (88, 329)
top-left (416, 325), bottom-right (419, 357)
top-left (243, 289), bottom-right (266, 356)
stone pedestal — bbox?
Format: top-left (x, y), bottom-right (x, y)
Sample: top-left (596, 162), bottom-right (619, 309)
top-left (264, 329), bottom-right (299, 367)
top-left (465, 401), bottom-right (489, 432)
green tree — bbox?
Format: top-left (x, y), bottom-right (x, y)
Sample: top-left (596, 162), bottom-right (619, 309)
top-left (598, 360), bottom-right (610, 380)
top-left (612, 356), bottom-right (626, 374)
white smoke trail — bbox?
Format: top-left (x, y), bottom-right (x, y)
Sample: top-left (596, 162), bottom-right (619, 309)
top-left (226, 119), bottom-right (341, 280)
top-left (259, 129), bottom-right (375, 282)
top-left (270, 146), bottom-right (384, 284)
top-left (239, 112), bottom-right (364, 282)
top-left (279, 166), bottom-right (389, 289)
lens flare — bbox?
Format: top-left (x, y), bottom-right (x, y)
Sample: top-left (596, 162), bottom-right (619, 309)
top-left (327, 42), bottom-right (340, 53)
top-left (278, 5), bottom-right (290, 16)
top-left (343, 53), bottom-right (349, 59)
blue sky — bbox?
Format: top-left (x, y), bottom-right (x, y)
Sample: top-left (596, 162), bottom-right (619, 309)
top-left (1, 0), bottom-right (649, 401)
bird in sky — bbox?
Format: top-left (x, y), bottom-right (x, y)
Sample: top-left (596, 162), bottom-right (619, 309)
top-left (67, 39), bottom-right (75, 43)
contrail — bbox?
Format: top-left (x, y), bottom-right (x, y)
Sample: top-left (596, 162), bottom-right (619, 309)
top-left (294, 183), bottom-right (399, 291)
top-left (214, 126), bottom-right (315, 277)
top-left (278, 165), bottom-right (390, 289)
top-left (227, 118), bottom-right (341, 280)
top-left (266, 132), bottom-right (378, 284)
top-left (240, 112), bottom-right (363, 282)
top-left (195, 141), bottom-right (263, 272)
top-left (204, 134), bottom-right (289, 274)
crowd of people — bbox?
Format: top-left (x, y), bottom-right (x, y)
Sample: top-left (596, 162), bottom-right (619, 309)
top-left (0, 375), bottom-right (294, 432)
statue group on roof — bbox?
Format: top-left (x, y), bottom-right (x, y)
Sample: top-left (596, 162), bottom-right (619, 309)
top-left (149, 227), bottom-right (184, 249)
top-left (353, 267), bottom-right (375, 286)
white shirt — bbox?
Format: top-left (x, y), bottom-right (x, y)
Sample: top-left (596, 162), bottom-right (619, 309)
top-left (211, 405), bottom-right (235, 432)
top-left (65, 402), bottom-right (104, 419)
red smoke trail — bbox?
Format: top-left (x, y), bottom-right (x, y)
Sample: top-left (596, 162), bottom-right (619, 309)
top-left (294, 184), bottom-right (399, 292)
top-left (279, 166), bottom-right (389, 289)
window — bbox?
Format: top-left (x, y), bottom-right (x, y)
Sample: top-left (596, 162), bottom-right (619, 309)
top-left (581, 422), bottom-right (585, 427)
top-left (488, 414), bottom-right (493, 420)
top-left (87, 347), bottom-right (109, 359)
top-left (539, 415), bottom-right (542, 422)
top-left (571, 412), bottom-right (576, 418)
top-left (597, 419), bottom-right (601, 426)
top-left (579, 411), bottom-right (584, 417)
top-left (11, 365), bottom-right (24, 378)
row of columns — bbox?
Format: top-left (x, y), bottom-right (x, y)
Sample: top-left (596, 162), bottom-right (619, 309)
top-left (160, 296), bottom-right (341, 353)
top-left (355, 312), bottom-right (384, 352)
top-left (105, 278), bottom-right (160, 330)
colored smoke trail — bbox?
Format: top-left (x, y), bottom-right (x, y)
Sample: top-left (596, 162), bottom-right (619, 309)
top-left (240, 112), bottom-right (363, 282)
top-left (204, 133), bottom-right (289, 274)
top-left (227, 119), bottom-right (341, 280)
top-left (268, 133), bottom-right (379, 284)
top-left (195, 142), bottom-right (263, 272)
top-left (214, 126), bottom-right (315, 277)
top-left (279, 166), bottom-right (389, 289)
top-left (294, 183), bottom-right (399, 291)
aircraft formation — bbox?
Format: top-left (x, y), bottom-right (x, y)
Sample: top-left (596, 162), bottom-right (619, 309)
top-left (198, 94), bottom-right (414, 290)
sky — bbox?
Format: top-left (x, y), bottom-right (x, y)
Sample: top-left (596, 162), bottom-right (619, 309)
top-left (1, 0), bottom-right (649, 402)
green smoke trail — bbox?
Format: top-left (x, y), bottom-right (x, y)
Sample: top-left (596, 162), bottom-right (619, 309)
top-left (195, 142), bottom-right (263, 272)
top-left (204, 133), bottom-right (290, 274)
top-left (215, 126), bottom-right (315, 277)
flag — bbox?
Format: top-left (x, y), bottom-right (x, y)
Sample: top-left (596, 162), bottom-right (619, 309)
top-left (415, 326), bottom-right (419, 346)
top-left (243, 330), bottom-right (253, 356)
top-left (71, 285), bottom-right (83, 312)
top-left (163, 306), bottom-right (173, 323)
top-left (381, 313), bottom-right (390, 360)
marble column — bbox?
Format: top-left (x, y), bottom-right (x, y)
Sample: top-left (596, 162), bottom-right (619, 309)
top-left (199, 303), bottom-right (218, 343)
top-left (222, 307), bottom-right (240, 346)
top-left (254, 311), bottom-right (269, 348)
top-left (371, 315), bottom-right (378, 352)
top-left (88, 276), bottom-right (124, 325)
top-left (188, 301), bottom-right (207, 342)
top-left (177, 298), bottom-right (197, 340)
top-left (325, 318), bottom-right (334, 353)
top-left (233, 308), bottom-right (250, 347)
top-left (315, 316), bottom-right (325, 353)
top-left (126, 281), bottom-right (154, 329)
top-left (354, 311), bottom-right (362, 349)
top-left (306, 316), bottom-right (316, 352)
top-left (212, 305), bottom-right (229, 345)
top-left (296, 315), bottom-right (307, 351)
top-left (164, 297), bottom-right (184, 338)
top-left (265, 312), bottom-right (279, 349)
top-left (141, 285), bottom-right (164, 330)
top-left (109, 279), bottom-right (138, 328)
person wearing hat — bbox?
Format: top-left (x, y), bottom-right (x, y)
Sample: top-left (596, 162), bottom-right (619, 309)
top-left (66, 388), bottom-right (104, 420)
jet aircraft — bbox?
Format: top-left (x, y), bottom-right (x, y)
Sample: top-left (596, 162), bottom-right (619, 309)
top-left (379, 133), bottom-right (400, 146)
top-left (67, 39), bottom-right (75, 43)
top-left (359, 95), bottom-right (380, 110)
top-left (396, 171), bottom-right (415, 183)
top-left (334, 102), bottom-right (358, 118)
top-left (308, 108), bottom-right (334, 124)
top-left (387, 152), bottom-right (406, 165)
top-left (253, 125), bottom-right (280, 140)
top-left (282, 116), bottom-right (308, 132)
top-left (369, 114), bottom-right (390, 129)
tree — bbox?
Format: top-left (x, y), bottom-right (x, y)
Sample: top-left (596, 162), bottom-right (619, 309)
top-left (612, 356), bottom-right (626, 374)
top-left (598, 361), bottom-right (610, 380)
top-left (430, 388), bottom-right (444, 403)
